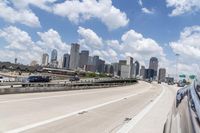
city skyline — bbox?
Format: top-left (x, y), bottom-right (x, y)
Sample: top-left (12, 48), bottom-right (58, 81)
top-left (0, 0), bottom-right (200, 76)
top-left (38, 43), bottom-right (162, 80)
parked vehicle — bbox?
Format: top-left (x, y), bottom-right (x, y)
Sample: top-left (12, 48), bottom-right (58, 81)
top-left (177, 80), bottom-right (185, 87)
top-left (0, 76), bottom-right (3, 82)
top-left (26, 76), bottom-right (51, 83)
top-left (69, 76), bottom-right (80, 82)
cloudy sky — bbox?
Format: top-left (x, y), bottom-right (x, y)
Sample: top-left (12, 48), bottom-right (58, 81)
top-left (0, 0), bottom-right (200, 76)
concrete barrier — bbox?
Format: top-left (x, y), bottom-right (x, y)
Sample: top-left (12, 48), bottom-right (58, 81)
top-left (0, 79), bottom-right (137, 95)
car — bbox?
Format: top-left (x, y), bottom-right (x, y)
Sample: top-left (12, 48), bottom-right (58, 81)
top-left (0, 76), bottom-right (3, 82)
top-left (167, 82), bottom-right (173, 85)
top-left (69, 76), bottom-right (80, 82)
top-left (26, 76), bottom-right (51, 83)
top-left (177, 80), bottom-right (185, 87)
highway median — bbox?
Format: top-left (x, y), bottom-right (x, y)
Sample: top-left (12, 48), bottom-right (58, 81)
top-left (0, 79), bottom-right (137, 95)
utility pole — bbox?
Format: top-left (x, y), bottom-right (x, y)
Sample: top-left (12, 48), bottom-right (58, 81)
top-left (175, 53), bottom-right (180, 83)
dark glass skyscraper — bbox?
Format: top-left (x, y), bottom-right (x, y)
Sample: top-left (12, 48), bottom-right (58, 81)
top-left (51, 49), bottom-right (57, 62)
top-left (62, 53), bottom-right (70, 69)
top-left (149, 57), bottom-right (158, 78)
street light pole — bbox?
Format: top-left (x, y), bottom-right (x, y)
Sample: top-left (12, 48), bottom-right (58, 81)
top-left (175, 53), bottom-right (180, 82)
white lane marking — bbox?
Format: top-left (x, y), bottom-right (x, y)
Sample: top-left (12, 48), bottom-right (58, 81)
top-left (116, 85), bottom-right (166, 133)
top-left (5, 89), bottom-right (149, 133)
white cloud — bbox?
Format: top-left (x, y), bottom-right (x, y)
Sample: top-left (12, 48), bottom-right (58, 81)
top-left (0, 0), bottom-right (56, 27)
top-left (0, 0), bottom-right (129, 30)
top-left (141, 7), bottom-right (154, 14)
top-left (170, 25), bottom-right (200, 75)
top-left (121, 30), bottom-right (164, 60)
top-left (138, 0), bottom-right (155, 15)
top-left (170, 25), bottom-right (200, 61)
top-left (77, 27), bottom-right (103, 49)
top-left (177, 63), bottom-right (200, 75)
top-left (107, 40), bottom-right (123, 51)
top-left (53, 0), bottom-right (129, 30)
top-left (138, 0), bottom-right (143, 6)
top-left (0, 26), bottom-right (34, 50)
top-left (77, 27), bottom-right (166, 67)
top-left (11, 0), bottom-right (56, 12)
top-left (0, 26), bottom-right (70, 64)
top-left (166, 0), bottom-right (200, 16)
top-left (0, 26), bottom-right (43, 64)
top-left (37, 29), bottom-right (70, 53)
top-left (0, 1), bottom-right (40, 27)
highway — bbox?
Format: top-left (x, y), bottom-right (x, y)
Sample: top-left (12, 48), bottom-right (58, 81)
top-left (0, 81), bottom-right (177, 133)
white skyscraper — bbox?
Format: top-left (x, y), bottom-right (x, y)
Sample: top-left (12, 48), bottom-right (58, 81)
top-left (126, 56), bottom-right (133, 65)
top-left (158, 68), bottom-right (166, 82)
top-left (42, 53), bottom-right (49, 66)
top-left (69, 43), bottom-right (80, 69)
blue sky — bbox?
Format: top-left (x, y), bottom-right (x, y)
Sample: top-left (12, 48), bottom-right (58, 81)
top-left (0, 0), bottom-right (200, 75)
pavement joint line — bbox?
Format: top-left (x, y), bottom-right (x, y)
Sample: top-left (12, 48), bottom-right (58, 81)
top-left (4, 88), bottom-right (151, 133)
top-left (116, 85), bottom-right (166, 133)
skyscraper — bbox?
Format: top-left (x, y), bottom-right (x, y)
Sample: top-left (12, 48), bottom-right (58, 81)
top-left (145, 69), bottom-right (154, 80)
top-left (85, 56), bottom-right (95, 72)
top-left (126, 56), bottom-right (133, 65)
top-left (97, 59), bottom-right (105, 73)
top-left (50, 49), bottom-right (58, 68)
top-left (93, 55), bottom-right (99, 72)
top-left (105, 64), bottom-right (113, 74)
top-left (14, 58), bottom-right (17, 64)
top-left (51, 49), bottom-right (57, 63)
top-left (158, 68), bottom-right (166, 82)
top-left (62, 53), bottom-right (70, 69)
top-left (88, 56), bottom-right (94, 65)
top-left (42, 53), bottom-right (49, 66)
top-left (149, 57), bottom-right (158, 79)
top-left (121, 65), bottom-right (132, 78)
top-left (79, 50), bottom-right (89, 68)
top-left (69, 43), bottom-right (80, 69)
top-left (133, 61), bottom-right (140, 77)
top-left (118, 60), bottom-right (127, 76)
top-left (111, 63), bottom-right (119, 76)
top-left (140, 66), bottom-right (145, 79)
top-left (127, 56), bottom-right (134, 78)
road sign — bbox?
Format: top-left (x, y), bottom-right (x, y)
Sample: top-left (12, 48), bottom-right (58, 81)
top-left (189, 75), bottom-right (196, 79)
top-left (179, 74), bottom-right (186, 78)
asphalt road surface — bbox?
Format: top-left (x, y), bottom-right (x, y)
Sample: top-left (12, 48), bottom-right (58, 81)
top-left (0, 81), bottom-right (178, 133)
